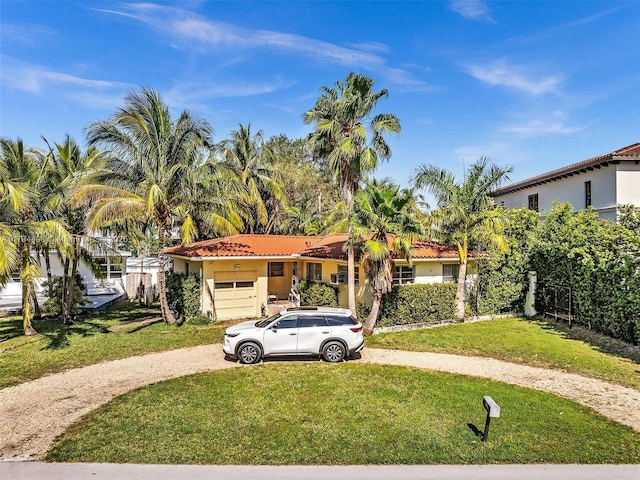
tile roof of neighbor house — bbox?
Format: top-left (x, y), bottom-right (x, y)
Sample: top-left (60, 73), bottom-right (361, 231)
top-left (492, 142), bottom-right (640, 196)
top-left (164, 234), bottom-right (461, 260)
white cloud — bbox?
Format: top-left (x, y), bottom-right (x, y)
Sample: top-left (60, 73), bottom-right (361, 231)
top-left (96, 3), bottom-right (437, 91)
top-left (0, 55), bottom-right (132, 107)
top-left (465, 58), bottom-right (563, 95)
top-left (165, 78), bottom-right (294, 106)
top-left (1, 23), bottom-right (56, 46)
top-left (502, 111), bottom-right (585, 137)
top-left (449, 0), bottom-right (495, 23)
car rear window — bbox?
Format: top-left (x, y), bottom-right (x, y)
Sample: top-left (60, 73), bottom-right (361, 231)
top-left (299, 315), bottom-right (328, 327)
top-left (326, 315), bottom-right (357, 326)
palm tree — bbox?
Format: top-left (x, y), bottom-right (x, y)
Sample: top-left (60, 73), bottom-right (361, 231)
top-left (77, 87), bottom-right (220, 324)
top-left (413, 157), bottom-right (512, 321)
top-left (352, 180), bottom-right (423, 335)
top-left (304, 73), bottom-right (400, 316)
top-left (0, 138), bottom-right (71, 335)
top-left (42, 135), bottom-right (110, 324)
top-left (217, 124), bottom-right (286, 234)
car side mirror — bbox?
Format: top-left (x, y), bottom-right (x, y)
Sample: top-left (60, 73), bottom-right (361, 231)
top-left (270, 326), bottom-right (278, 332)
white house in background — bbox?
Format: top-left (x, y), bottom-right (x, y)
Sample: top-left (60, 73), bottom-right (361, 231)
top-left (491, 143), bottom-right (640, 221)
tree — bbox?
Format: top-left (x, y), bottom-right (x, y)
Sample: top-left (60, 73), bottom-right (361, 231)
top-left (304, 73), bottom-right (401, 316)
top-left (0, 138), bottom-right (70, 335)
top-left (77, 87), bottom-right (220, 324)
top-left (217, 124), bottom-right (286, 234)
top-left (414, 157), bottom-right (512, 321)
top-left (42, 135), bottom-right (110, 324)
top-left (352, 180), bottom-right (423, 335)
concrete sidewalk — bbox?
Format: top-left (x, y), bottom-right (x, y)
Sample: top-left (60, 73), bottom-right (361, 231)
top-left (2, 463), bottom-right (639, 480)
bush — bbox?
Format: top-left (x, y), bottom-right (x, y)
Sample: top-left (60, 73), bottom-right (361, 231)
top-left (375, 283), bottom-right (456, 327)
top-left (41, 274), bottom-right (88, 318)
top-left (166, 272), bottom-right (204, 323)
top-left (298, 279), bottom-right (338, 307)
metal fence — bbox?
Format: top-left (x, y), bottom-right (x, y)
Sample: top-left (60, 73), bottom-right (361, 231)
top-left (535, 283), bottom-right (574, 327)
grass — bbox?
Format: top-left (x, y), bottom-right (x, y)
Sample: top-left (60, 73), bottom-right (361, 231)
top-left (46, 363), bottom-right (640, 465)
top-left (0, 301), bottom-right (230, 389)
top-left (367, 318), bottom-right (640, 389)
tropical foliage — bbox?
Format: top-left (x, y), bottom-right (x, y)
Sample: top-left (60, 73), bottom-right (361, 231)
top-left (304, 73), bottom-right (401, 316)
top-left (413, 157), bottom-right (512, 320)
top-left (352, 180), bottom-right (423, 334)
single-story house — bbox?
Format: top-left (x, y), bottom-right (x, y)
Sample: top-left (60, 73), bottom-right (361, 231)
top-left (491, 142), bottom-right (640, 221)
top-left (164, 234), bottom-right (474, 320)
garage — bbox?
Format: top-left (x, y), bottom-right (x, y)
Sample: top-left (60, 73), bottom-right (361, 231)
top-left (212, 271), bottom-right (258, 320)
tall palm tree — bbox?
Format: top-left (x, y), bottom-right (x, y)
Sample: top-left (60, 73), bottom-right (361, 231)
top-left (43, 135), bottom-right (110, 324)
top-left (76, 87), bottom-right (220, 324)
top-left (352, 180), bottom-right (423, 335)
top-left (217, 124), bottom-right (286, 234)
top-left (414, 157), bottom-right (512, 321)
top-left (0, 138), bottom-right (71, 335)
top-left (304, 73), bottom-right (400, 316)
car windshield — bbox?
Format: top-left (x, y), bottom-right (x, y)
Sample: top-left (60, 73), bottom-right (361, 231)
top-left (255, 313), bottom-right (281, 328)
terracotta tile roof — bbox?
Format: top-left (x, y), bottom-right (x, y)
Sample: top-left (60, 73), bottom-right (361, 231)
top-left (492, 142), bottom-right (640, 196)
top-left (164, 234), bottom-right (318, 258)
top-left (165, 233), bottom-right (462, 261)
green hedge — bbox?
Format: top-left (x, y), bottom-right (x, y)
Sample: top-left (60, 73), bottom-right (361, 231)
top-left (374, 283), bottom-right (456, 327)
top-left (298, 279), bottom-right (339, 307)
top-left (166, 272), bottom-right (204, 323)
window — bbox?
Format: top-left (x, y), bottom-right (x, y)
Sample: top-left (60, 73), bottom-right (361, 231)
top-left (299, 315), bottom-right (328, 327)
top-left (393, 266), bottom-right (415, 285)
top-left (307, 262), bottom-right (322, 281)
top-left (236, 281), bottom-right (254, 288)
top-left (442, 264), bottom-right (459, 283)
top-left (268, 262), bottom-right (284, 277)
top-left (214, 282), bottom-right (234, 289)
top-left (96, 256), bottom-right (123, 279)
top-left (275, 317), bottom-right (298, 329)
top-left (585, 181), bottom-right (592, 208)
top-left (337, 265), bottom-right (359, 284)
top-left (528, 194), bottom-right (539, 212)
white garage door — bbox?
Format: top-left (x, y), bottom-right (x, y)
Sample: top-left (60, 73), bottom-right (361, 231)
top-left (213, 271), bottom-right (258, 320)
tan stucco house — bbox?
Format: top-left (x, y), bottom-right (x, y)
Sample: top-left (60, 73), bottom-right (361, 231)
top-left (164, 234), bottom-right (473, 321)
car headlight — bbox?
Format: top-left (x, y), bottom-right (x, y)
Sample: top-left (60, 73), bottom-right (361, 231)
top-left (225, 332), bottom-right (241, 338)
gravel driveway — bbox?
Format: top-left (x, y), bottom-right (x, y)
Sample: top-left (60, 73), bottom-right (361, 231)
top-left (1, 344), bottom-right (639, 461)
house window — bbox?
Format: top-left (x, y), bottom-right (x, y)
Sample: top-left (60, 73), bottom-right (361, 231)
top-left (585, 181), bottom-right (592, 208)
top-left (337, 265), bottom-right (359, 284)
top-left (268, 262), bottom-right (284, 277)
top-left (442, 264), bottom-right (459, 283)
top-left (528, 194), bottom-right (539, 212)
top-left (96, 256), bottom-right (123, 279)
top-left (394, 266), bottom-right (415, 285)
top-left (307, 262), bottom-right (322, 282)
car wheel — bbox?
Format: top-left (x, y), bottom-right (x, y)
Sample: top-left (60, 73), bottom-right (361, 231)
top-left (322, 341), bottom-right (346, 363)
top-left (237, 342), bottom-right (262, 364)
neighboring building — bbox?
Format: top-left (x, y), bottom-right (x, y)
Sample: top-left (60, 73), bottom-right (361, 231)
top-left (164, 234), bottom-right (474, 321)
top-left (491, 143), bottom-right (640, 221)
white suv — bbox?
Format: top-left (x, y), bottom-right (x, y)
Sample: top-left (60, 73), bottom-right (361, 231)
top-left (223, 307), bottom-right (364, 364)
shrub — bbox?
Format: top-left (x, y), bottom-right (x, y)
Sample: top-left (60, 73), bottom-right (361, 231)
top-left (375, 283), bottom-right (456, 327)
top-left (166, 272), bottom-right (204, 323)
top-left (41, 274), bottom-right (88, 318)
top-left (298, 279), bottom-right (339, 307)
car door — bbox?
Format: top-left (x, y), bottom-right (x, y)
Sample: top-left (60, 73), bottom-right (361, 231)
top-left (296, 315), bottom-right (331, 354)
top-left (262, 316), bottom-right (299, 355)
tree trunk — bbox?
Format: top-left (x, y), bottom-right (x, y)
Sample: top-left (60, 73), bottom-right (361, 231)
top-left (44, 247), bottom-right (53, 299)
top-left (61, 256), bottom-right (71, 324)
top-left (363, 292), bottom-right (382, 336)
top-left (157, 222), bottom-right (176, 324)
top-left (347, 223), bottom-right (357, 318)
top-left (21, 245), bottom-right (37, 336)
top-left (63, 243), bottom-right (79, 325)
top-left (455, 258), bottom-right (468, 321)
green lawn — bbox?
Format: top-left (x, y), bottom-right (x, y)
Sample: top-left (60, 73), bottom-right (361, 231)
top-left (47, 363), bottom-right (640, 465)
top-left (367, 318), bottom-right (640, 389)
top-left (0, 302), bottom-right (229, 389)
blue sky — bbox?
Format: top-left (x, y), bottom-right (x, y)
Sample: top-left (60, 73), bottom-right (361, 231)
top-left (1, 0), bottom-right (638, 188)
